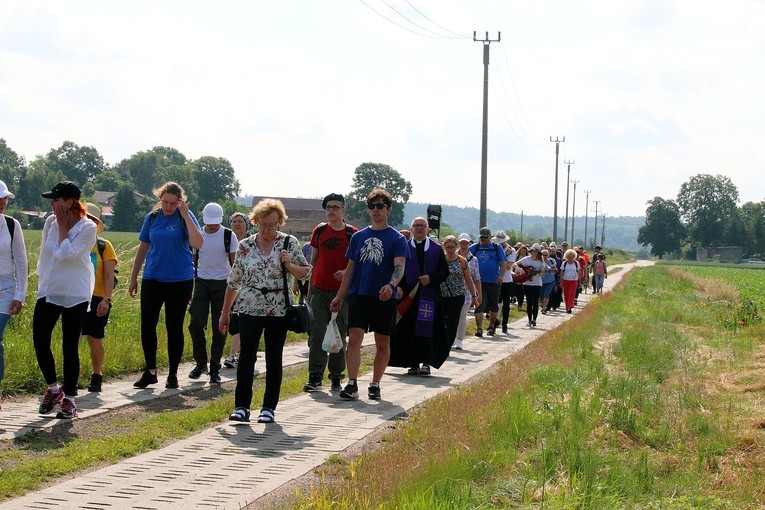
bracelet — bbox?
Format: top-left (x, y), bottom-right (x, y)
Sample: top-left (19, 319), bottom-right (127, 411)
top-left (220, 311), bottom-right (230, 316)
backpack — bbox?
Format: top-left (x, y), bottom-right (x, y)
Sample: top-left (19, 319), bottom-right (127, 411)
top-left (469, 241), bottom-right (503, 259)
top-left (5, 216), bottom-right (14, 242)
top-left (192, 227), bottom-right (233, 275)
top-left (313, 222), bottom-right (355, 243)
top-left (96, 237), bottom-right (119, 287)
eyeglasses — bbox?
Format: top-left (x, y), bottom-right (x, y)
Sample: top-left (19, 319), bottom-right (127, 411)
top-left (325, 205), bottom-right (343, 211)
top-left (411, 224), bottom-right (427, 229)
top-left (258, 223), bottom-right (277, 229)
top-left (367, 203), bottom-right (388, 210)
top-left (479, 236), bottom-right (490, 239)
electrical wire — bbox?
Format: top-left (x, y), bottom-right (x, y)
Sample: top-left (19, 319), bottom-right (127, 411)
top-left (490, 46), bottom-right (546, 149)
top-left (402, 0), bottom-right (471, 39)
top-left (489, 76), bottom-right (545, 150)
top-left (496, 44), bottom-right (548, 148)
top-left (358, 0), bottom-right (452, 39)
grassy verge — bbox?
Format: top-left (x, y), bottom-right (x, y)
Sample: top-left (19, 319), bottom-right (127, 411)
top-left (283, 264), bottom-right (765, 509)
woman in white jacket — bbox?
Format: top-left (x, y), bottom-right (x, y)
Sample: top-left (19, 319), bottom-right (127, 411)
top-left (0, 180), bottom-right (28, 411)
top-left (34, 181), bottom-right (96, 419)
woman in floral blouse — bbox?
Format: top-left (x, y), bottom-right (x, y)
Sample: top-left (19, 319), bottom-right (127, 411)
top-left (219, 199), bottom-right (310, 424)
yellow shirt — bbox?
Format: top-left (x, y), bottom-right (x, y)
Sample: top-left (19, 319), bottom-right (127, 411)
top-left (90, 239), bottom-right (118, 298)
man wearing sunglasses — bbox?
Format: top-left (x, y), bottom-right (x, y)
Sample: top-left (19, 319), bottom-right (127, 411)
top-left (330, 188), bottom-right (408, 401)
top-left (303, 193), bottom-right (357, 393)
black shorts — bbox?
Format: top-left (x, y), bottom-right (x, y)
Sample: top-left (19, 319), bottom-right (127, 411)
top-left (348, 294), bottom-right (396, 336)
top-left (475, 282), bottom-right (500, 314)
top-left (81, 296), bottom-right (111, 339)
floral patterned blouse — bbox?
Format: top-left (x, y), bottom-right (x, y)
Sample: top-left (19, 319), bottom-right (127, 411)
top-left (227, 231), bottom-right (311, 317)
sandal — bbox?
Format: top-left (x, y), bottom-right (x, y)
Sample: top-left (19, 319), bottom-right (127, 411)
top-left (418, 365), bottom-right (431, 376)
top-left (257, 408), bottom-right (275, 423)
top-left (407, 367), bottom-right (419, 375)
top-left (475, 329), bottom-right (483, 338)
top-left (229, 407), bottom-right (250, 422)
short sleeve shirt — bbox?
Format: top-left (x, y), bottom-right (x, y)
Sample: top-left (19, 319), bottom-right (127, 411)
top-left (90, 239), bottom-right (118, 298)
top-left (139, 210), bottom-right (200, 282)
top-left (468, 242), bottom-right (506, 283)
top-left (310, 223), bottom-right (358, 292)
top-left (346, 226), bottom-right (409, 297)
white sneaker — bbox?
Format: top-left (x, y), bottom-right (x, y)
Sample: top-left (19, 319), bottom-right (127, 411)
top-left (453, 339), bottom-right (463, 350)
top-left (223, 355), bottom-right (238, 368)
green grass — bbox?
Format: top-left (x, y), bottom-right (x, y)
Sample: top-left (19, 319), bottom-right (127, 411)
top-left (286, 264), bottom-right (765, 509)
top-left (2, 230), bottom-right (310, 396)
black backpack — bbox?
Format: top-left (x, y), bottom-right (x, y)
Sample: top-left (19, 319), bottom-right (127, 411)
top-left (96, 237), bottom-right (119, 287)
top-left (192, 227), bottom-right (234, 276)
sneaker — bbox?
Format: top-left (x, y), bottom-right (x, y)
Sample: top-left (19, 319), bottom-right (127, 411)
top-left (330, 378), bottom-right (342, 391)
top-left (501, 325), bottom-right (508, 334)
top-left (487, 328), bottom-right (495, 337)
top-left (368, 384), bottom-right (381, 400)
top-left (475, 329), bottom-right (483, 338)
top-left (56, 398), bottom-right (78, 419)
top-left (453, 339), bottom-right (463, 350)
top-left (88, 373), bottom-right (103, 392)
top-left (527, 321), bottom-right (533, 327)
top-left (229, 407), bottom-right (250, 422)
top-left (38, 388), bottom-right (64, 414)
top-left (165, 374), bottom-right (179, 389)
top-left (188, 364), bottom-right (208, 379)
top-left (303, 379), bottom-right (322, 392)
top-left (223, 355), bottom-right (238, 368)
top-left (209, 370), bottom-right (221, 384)
top-left (531, 320), bottom-right (537, 327)
top-left (133, 370), bottom-right (158, 388)
top-left (567, 308), bottom-right (572, 314)
top-left (339, 382), bottom-right (359, 400)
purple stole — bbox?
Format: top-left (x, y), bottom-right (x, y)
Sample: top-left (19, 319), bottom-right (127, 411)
top-left (404, 239), bottom-right (440, 337)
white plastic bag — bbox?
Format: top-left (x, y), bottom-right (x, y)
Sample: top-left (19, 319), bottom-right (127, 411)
top-left (322, 312), bottom-right (343, 353)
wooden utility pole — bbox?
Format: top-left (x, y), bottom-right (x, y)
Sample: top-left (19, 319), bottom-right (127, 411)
top-left (570, 179), bottom-right (579, 243)
top-left (563, 160), bottom-right (574, 243)
top-left (583, 190), bottom-right (591, 249)
top-left (474, 31), bottom-right (501, 231)
top-left (550, 136), bottom-right (565, 242)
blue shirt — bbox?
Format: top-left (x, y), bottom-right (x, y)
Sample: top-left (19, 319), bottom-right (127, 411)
top-left (468, 241), bottom-right (506, 283)
top-left (346, 226), bottom-right (409, 296)
top-left (139, 209), bottom-right (200, 282)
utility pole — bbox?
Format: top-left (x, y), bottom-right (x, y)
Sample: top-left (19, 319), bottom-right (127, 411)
top-left (550, 136), bottom-right (565, 242)
top-left (563, 160), bottom-right (574, 243)
top-left (570, 179), bottom-right (579, 244)
top-left (520, 210), bottom-right (524, 235)
top-left (583, 190), bottom-right (591, 249)
top-left (474, 31), bottom-right (501, 231)
top-left (593, 200), bottom-right (601, 249)
top-left (601, 212), bottom-right (606, 247)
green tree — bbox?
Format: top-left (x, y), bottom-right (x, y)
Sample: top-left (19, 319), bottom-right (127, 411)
top-left (192, 156), bottom-right (240, 206)
top-left (17, 158), bottom-right (67, 210)
top-left (92, 169), bottom-right (128, 192)
top-left (0, 138), bottom-right (26, 190)
top-left (43, 141), bottom-right (108, 184)
top-left (637, 197), bottom-right (686, 258)
top-left (346, 162), bottom-right (413, 227)
top-left (676, 174), bottom-right (738, 247)
top-left (740, 201), bottom-right (765, 257)
top-left (111, 184), bottom-right (147, 232)
top-left (114, 147), bottom-right (190, 195)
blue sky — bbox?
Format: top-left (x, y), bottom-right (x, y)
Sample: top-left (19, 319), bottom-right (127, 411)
top-left (1, 1), bottom-right (763, 217)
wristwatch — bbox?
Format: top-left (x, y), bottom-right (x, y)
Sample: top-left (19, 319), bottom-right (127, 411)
top-left (104, 297), bottom-right (112, 304)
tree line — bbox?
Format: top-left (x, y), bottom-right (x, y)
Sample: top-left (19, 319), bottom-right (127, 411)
top-left (637, 173), bottom-right (765, 259)
top-left (0, 138), bottom-right (242, 230)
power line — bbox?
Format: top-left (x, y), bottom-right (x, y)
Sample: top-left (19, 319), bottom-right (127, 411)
top-left (359, 0), bottom-right (465, 39)
top-left (498, 44), bottom-right (547, 147)
top-left (488, 77), bottom-right (544, 149)
top-left (489, 46), bottom-right (545, 149)
top-left (403, 0), bottom-right (471, 39)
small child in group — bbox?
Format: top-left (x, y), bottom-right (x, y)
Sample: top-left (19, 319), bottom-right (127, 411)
top-left (592, 253), bottom-right (607, 294)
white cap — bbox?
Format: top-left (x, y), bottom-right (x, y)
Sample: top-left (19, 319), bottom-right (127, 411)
top-left (202, 202), bottom-right (224, 225)
top-left (0, 180), bottom-right (15, 199)
top-left (530, 243), bottom-right (542, 252)
top-left (457, 233), bottom-right (471, 243)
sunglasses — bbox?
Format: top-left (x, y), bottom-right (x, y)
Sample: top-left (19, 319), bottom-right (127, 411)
top-left (325, 205), bottom-right (343, 211)
top-left (367, 203), bottom-right (388, 210)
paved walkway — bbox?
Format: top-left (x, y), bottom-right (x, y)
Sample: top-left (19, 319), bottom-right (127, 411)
top-left (2, 262), bottom-right (648, 509)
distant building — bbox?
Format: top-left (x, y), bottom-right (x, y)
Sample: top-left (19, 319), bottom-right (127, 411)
top-left (697, 246), bottom-right (743, 263)
top-left (250, 196), bottom-right (325, 239)
top-left (94, 190), bottom-right (148, 228)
